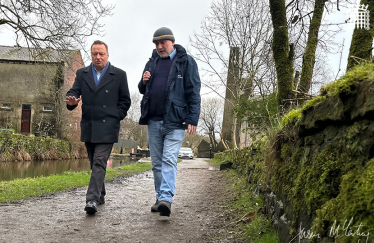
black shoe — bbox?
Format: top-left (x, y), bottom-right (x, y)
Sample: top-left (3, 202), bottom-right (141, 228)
top-left (98, 197), bottom-right (105, 205)
top-left (151, 199), bottom-right (160, 212)
top-left (158, 201), bottom-right (171, 217)
top-left (84, 201), bottom-right (97, 215)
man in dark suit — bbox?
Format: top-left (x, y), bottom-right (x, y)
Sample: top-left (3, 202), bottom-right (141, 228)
top-left (65, 40), bottom-right (131, 215)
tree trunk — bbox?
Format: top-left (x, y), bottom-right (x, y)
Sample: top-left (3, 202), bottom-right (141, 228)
top-left (269, 0), bottom-right (294, 110)
top-left (208, 129), bottom-right (218, 151)
top-left (347, 0), bottom-right (374, 70)
top-left (298, 0), bottom-right (327, 94)
top-left (219, 134), bottom-right (229, 150)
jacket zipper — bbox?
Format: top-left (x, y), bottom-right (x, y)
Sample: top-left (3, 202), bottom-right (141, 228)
top-left (163, 57), bottom-right (179, 127)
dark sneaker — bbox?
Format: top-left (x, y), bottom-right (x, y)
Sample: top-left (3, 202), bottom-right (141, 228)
top-left (84, 201), bottom-right (97, 215)
top-left (151, 199), bottom-right (160, 212)
top-left (158, 201), bottom-right (171, 217)
top-left (98, 197), bottom-right (105, 205)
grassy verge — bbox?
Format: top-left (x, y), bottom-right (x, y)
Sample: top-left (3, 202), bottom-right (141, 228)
top-left (0, 162), bottom-right (152, 203)
top-left (208, 159), bottom-right (279, 243)
top-left (208, 158), bottom-right (222, 167)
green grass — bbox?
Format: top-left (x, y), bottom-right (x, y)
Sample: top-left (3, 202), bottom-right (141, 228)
top-left (0, 162), bottom-right (152, 203)
top-left (219, 169), bottom-right (279, 242)
top-left (206, 158), bottom-right (222, 167)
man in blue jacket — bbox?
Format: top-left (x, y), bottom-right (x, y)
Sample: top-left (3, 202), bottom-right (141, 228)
top-left (138, 27), bottom-right (201, 216)
top-left (65, 40), bottom-right (131, 215)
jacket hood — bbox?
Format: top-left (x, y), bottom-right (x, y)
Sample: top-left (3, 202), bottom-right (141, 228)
top-left (151, 44), bottom-right (187, 60)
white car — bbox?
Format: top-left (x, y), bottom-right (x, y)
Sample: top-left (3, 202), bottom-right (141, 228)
top-left (178, 147), bottom-right (194, 159)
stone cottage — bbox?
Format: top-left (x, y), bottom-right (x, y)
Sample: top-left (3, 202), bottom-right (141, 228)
top-left (0, 45), bottom-right (85, 156)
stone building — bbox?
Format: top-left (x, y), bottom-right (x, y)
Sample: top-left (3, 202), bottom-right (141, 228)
top-left (0, 45), bottom-right (85, 156)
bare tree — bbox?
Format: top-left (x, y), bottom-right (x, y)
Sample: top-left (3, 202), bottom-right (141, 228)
top-left (119, 92), bottom-right (141, 140)
top-left (0, 0), bottom-right (113, 58)
top-left (199, 97), bottom-right (224, 151)
top-left (269, 0), bottom-right (356, 107)
top-left (182, 133), bottom-right (206, 152)
top-left (190, 0), bottom-right (275, 148)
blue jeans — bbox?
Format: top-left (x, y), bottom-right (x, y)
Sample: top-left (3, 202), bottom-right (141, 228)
top-left (148, 120), bottom-right (185, 203)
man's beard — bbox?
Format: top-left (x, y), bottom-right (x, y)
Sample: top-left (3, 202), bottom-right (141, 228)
top-left (157, 50), bottom-right (168, 57)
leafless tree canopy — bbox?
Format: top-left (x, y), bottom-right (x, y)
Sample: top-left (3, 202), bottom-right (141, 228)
top-left (199, 97), bottom-right (223, 150)
top-left (285, 0), bottom-right (356, 94)
top-left (190, 0), bottom-right (277, 99)
top-left (119, 92), bottom-right (141, 140)
top-left (0, 0), bottom-right (113, 57)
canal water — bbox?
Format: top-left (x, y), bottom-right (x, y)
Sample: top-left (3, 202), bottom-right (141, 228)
top-left (0, 157), bottom-right (133, 182)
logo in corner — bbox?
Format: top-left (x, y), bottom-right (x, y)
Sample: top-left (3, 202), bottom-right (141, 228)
top-left (347, 4), bottom-right (370, 30)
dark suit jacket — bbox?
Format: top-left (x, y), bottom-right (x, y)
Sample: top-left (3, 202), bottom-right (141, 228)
top-left (66, 63), bottom-right (131, 143)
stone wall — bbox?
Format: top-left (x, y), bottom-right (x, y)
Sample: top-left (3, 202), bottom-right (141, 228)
top-left (214, 64), bottom-right (374, 243)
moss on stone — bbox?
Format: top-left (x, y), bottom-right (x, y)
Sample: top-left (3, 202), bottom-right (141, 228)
top-left (322, 63), bottom-right (374, 98)
top-left (283, 63), bottom-right (374, 130)
top-left (214, 116), bottom-right (374, 241)
top-left (281, 96), bottom-right (326, 128)
top-left (281, 109), bottom-right (302, 127)
top-left (276, 119), bottom-right (372, 239)
top-left (312, 157), bottom-right (374, 242)
top-left (301, 96), bottom-right (326, 112)
top-left (214, 64), bottom-right (374, 242)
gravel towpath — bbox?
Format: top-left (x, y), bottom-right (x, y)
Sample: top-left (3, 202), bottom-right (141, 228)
top-left (0, 158), bottom-right (231, 243)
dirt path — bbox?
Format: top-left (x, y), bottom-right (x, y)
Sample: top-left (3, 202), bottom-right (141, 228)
top-left (0, 158), bottom-right (232, 243)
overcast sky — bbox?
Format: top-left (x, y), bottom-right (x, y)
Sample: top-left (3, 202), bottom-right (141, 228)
top-left (0, 0), bottom-right (365, 96)
top-left (1, 0), bottom-right (213, 95)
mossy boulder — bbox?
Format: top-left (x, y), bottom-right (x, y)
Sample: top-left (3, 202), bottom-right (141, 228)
top-left (351, 78), bottom-right (374, 120)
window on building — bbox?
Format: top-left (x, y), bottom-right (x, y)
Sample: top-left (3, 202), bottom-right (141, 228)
top-left (1, 103), bottom-right (11, 109)
top-left (43, 106), bottom-right (53, 111)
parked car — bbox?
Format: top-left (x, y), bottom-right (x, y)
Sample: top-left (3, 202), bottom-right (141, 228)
top-left (178, 147), bottom-right (194, 159)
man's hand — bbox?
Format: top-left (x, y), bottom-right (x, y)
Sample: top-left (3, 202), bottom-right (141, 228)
top-left (143, 71), bottom-right (151, 84)
top-left (64, 96), bottom-right (81, 106)
top-left (183, 122), bottom-right (197, 135)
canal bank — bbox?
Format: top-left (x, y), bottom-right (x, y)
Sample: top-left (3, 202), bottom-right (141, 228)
top-left (0, 132), bottom-right (73, 162)
top-left (0, 156), bottom-right (175, 203)
top-left (0, 162), bottom-right (152, 203)
top-left (0, 157), bottom-right (133, 181)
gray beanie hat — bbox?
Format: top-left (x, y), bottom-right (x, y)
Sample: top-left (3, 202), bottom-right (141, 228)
top-left (153, 27), bottom-right (175, 43)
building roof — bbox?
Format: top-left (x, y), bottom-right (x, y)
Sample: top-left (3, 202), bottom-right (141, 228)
top-left (0, 45), bottom-right (80, 63)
